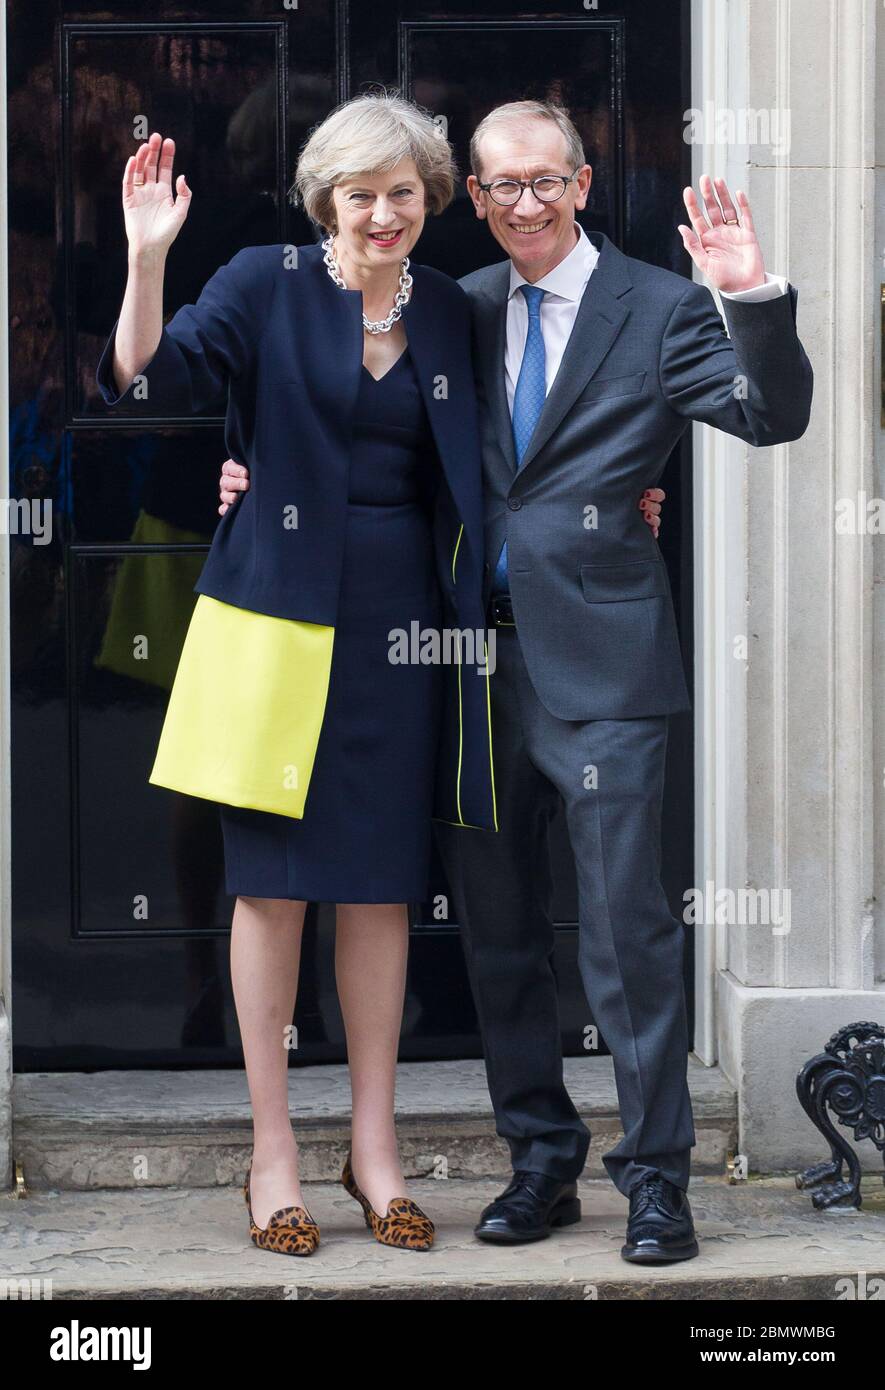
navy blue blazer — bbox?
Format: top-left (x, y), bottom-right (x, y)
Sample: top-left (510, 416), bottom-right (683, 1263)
top-left (95, 241), bottom-right (497, 832)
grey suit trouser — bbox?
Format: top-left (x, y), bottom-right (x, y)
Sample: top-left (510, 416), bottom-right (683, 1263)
top-left (434, 626), bottom-right (696, 1196)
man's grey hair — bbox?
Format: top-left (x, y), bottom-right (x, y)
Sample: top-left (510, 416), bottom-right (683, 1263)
top-left (469, 101), bottom-right (586, 181)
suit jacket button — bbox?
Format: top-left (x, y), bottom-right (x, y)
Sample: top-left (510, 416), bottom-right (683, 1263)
top-left (508, 497), bottom-right (522, 511)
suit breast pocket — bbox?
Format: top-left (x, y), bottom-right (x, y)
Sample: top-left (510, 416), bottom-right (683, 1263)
top-left (573, 370), bottom-right (647, 407)
top-left (580, 558), bottom-right (669, 602)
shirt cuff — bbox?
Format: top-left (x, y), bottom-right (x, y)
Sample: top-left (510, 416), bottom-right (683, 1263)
top-left (719, 272), bottom-right (788, 302)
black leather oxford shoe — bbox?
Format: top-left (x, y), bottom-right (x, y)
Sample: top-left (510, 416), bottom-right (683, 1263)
top-left (474, 1170), bottom-right (582, 1244)
top-left (620, 1174), bottom-right (699, 1263)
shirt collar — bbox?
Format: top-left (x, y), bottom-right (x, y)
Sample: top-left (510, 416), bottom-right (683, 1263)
top-left (508, 222), bottom-right (599, 303)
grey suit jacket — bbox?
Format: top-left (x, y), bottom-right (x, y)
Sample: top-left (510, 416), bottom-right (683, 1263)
top-left (458, 229), bottom-right (813, 721)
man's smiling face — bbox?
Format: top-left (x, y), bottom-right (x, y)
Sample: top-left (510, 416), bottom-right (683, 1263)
top-left (467, 119), bottom-right (592, 282)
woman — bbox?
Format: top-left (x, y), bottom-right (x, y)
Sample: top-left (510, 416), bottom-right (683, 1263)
top-left (97, 92), bottom-right (497, 1257)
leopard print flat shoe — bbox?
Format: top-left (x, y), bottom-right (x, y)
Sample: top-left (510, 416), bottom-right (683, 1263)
top-left (341, 1151), bottom-right (435, 1251)
top-left (243, 1161), bottom-right (320, 1256)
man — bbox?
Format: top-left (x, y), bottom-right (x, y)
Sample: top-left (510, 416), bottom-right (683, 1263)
top-left (220, 101), bottom-right (813, 1264)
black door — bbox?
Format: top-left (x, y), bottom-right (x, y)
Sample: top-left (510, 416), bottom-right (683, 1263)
top-left (9, 0), bottom-right (693, 1068)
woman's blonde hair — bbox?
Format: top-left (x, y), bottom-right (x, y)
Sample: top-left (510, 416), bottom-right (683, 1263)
top-left (292, 90), bottom-right (456, 231)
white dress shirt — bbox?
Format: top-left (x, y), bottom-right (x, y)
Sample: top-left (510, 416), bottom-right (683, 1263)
top-left (504, 221), bottom-right (789, 413)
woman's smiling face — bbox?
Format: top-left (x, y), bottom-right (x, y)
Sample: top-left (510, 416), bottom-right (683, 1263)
top-left (330, 157), bottom-right (426, 274)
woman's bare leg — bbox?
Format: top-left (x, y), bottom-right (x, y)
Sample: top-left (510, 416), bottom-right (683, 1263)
top-left (335, 902), bottom-right (410, 1215)
top-left (230, 894), bottom-right (307, 1228)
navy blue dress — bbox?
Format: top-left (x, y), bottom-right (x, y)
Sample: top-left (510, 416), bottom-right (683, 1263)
top-left (219, 347), bottom-right (444, 902)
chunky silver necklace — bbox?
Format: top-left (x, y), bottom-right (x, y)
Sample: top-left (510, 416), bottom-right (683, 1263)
top-left (322, 234), bottom-right (413, 334)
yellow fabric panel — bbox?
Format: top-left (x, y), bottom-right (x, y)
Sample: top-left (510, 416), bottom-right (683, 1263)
top-left (94, 509), bottom-right (210, 693)
top-left (149, 593), bottom-right (335, 819)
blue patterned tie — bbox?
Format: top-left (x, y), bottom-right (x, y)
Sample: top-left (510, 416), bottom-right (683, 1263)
top-left (492, 284), bottom-right (546, 596)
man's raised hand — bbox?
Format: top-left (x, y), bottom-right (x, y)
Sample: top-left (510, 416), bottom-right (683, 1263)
top-left (677, 175), bottom-right (765, 294)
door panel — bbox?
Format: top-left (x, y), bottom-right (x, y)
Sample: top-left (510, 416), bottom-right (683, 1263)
top-left (10, 0), bottom-right (693, 1068)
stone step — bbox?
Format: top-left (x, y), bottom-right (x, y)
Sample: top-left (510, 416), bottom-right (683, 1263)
top-left (14, 1057), bottom-right (736, 1191)
top-left (2, 1175), bottom-right (883, 1300)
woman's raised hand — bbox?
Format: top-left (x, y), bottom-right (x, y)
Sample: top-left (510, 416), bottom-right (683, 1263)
top-left (122, 131), bottom-right (191, 258)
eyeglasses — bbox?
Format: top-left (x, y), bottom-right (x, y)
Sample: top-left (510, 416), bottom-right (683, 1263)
top-left (477, 170), bottom-right (581, 206)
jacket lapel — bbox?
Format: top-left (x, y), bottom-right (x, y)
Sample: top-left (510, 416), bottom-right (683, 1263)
top-left (402, 270), bottom-right (484, 558)
top-left (515, 231), bottom-right (634, 475)
top-left (471, 231), bottom-right (635, 483)
top-left (472, 262), bottom-right (517, 484)
top-left (294, 242), bottom-right (365, 432)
